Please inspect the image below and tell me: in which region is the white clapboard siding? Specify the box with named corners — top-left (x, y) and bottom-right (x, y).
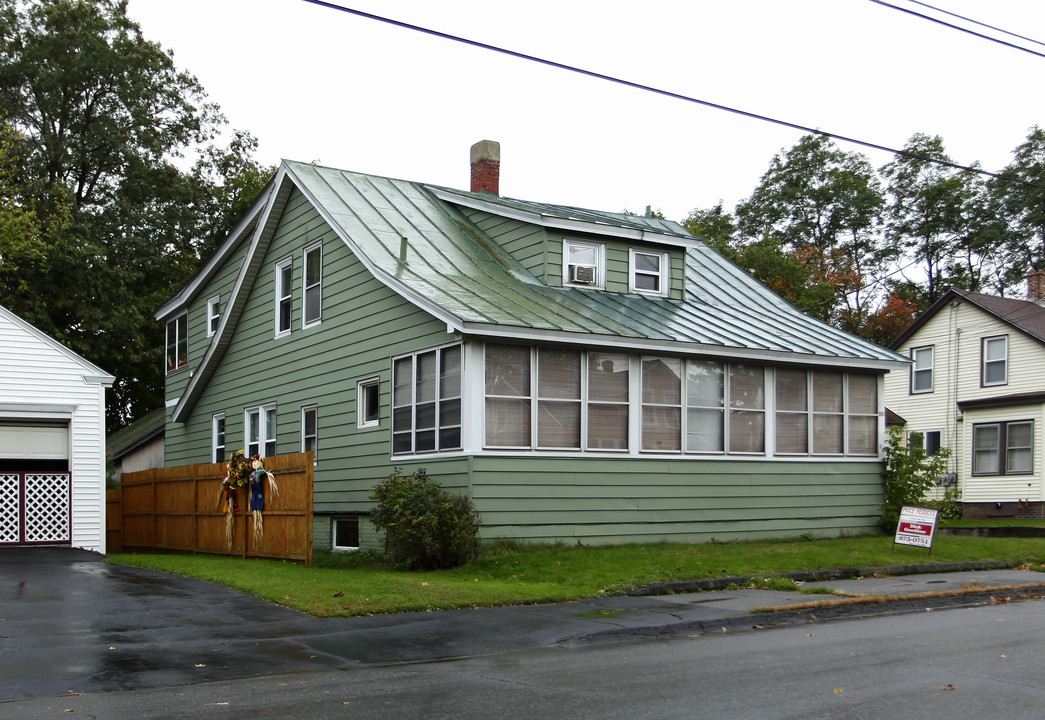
top-left (0, 306), bottom-right (114, 552)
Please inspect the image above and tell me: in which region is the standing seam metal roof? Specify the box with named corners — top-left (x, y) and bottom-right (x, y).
top-left (284, 161), bottom-right (905, 367)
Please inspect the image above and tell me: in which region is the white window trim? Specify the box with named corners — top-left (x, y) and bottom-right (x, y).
top-left (212, 413), bottom-right (226, 464)
top-left (562, 239), bottom-right (605, 289)
top-left (275, 257), bottom-right (293, 339)
top-left (207, 296), bottom-right (221, 338)
top-left (357, 378), bottom-right (380, 429)
top-left (982, 335), bottom-right (1008, 387)
top-left (245, 403), bottom-right (277, 458)
top-left (303, 242), bottom-right (322, 329)
top-left (301, 404), bottom-right (318, 463)
top-left (165, 313), bottom-right (188, 374)
top-left (331, 517), bottom-right (360, 552)
top-left (629, 248), bottom-right (669, 296)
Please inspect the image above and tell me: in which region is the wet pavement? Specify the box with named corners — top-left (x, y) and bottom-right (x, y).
top-left (2, 547), bottom-right (1044, 703)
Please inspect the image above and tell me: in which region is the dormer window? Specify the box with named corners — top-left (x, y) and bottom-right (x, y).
top-left (630, 249), bottom-right (668, 295)
top-left (563, 240), bottom-right (603, 288)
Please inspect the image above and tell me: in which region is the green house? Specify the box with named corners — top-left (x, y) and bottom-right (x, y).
top-left (156, 141), bottom-right (906, 552)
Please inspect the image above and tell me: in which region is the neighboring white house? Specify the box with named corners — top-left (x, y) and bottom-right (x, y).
top-left (884, 276), bottom-right (1045, 519)
top-left (0, 305), bottom-right (114, 552)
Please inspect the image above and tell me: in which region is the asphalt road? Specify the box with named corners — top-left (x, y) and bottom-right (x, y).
top-left (3, 547), bottom-right (1045, 718)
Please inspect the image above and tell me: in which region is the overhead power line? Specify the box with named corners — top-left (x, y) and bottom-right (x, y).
top-left (868, 0), bottom-right (1045, 58)
top-left (301, 0), bottom-right (1045, 192)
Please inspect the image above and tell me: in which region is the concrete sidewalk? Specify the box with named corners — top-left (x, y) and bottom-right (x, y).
top-left (2, 547), bottom-right (1044, 701)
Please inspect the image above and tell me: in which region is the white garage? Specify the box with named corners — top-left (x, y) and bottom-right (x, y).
top-left (0, 305), bottom-right (114, 552)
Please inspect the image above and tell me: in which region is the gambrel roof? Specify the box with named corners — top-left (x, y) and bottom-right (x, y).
top-left (158, 160), bottom-right (905, 423)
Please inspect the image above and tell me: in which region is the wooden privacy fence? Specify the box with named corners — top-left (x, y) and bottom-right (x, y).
top-left (106, 453), bottom-right (313, 564)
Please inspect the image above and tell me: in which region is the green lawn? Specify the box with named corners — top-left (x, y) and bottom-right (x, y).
top-left (107, 533), bottom-right (1045, 618)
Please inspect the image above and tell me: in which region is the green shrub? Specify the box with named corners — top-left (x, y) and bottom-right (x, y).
top-left (881, 426), bottom-right (952, 530)
top-left (369, 468), bottom-right (481, 570)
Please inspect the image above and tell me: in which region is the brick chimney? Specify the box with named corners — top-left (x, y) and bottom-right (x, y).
top-left (1027, 270), bottom-right (1045, 303)
top-left (470, 140), bottom-right (500, 195)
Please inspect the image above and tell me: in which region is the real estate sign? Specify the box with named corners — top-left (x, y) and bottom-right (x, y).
top-left (894, 505), bottom-right (939, 551)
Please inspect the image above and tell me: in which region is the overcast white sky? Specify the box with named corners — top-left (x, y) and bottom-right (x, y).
top-left (125, 0), bottom-right (1045, 223)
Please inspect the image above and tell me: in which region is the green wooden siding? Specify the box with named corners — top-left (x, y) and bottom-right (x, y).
top-left (462, 456), bottom-right (883, 544)
top-left (165, 189), bottom-right (457, 514)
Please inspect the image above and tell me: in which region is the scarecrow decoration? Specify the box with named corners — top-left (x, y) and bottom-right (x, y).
top-left (248, 454), bottom-right (279, 549)
top-left (219, 450), bottom-right (251, 549)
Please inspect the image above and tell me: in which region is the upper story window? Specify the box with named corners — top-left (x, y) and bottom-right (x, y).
top-left (275, 258), bottom-right (293, 338)
top-left (212, 413), bottom-right (226, 464)
top-left (301, 405), bottom-right (318, 461)
top-left (630, 249), bottom-right (669, 295)
top-left (563, 240), bottom-right (604, 288)
top-left (207, 296), bottom-right (221, 337)
top-left (393, 345), bottom-right (462, 455)
top-left (910, 346), bottom-right (933, 393)
top-left (357, 378), bottom-right (380, 428)
top-left (165, 313), bottom-right (187, 373)
top-left (246, 404), bottom-right (277, 458)
top-left (303, 243), bottom-right (322, 328)
top-left (982, 336), bottom-right (1007, 386)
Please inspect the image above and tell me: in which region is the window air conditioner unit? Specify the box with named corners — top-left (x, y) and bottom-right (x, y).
top-left (570, 264), bottom-right (597, 285)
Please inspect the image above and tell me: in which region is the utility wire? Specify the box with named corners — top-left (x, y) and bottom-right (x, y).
top-left (869, 0), bottom-right (1045, 57)
top-left (903, 0), bottom-right (1045, 49)
top-left (301, 0), bottom-right (1045, 192)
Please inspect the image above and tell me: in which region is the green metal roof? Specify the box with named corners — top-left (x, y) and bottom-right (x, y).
top-left (285, 161), bottom-right (905, 368)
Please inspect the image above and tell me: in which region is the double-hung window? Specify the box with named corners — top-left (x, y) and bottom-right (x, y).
top-left (212, 414), bottom-right (226, 464)
top-left (207, 296), bottom-right (221, 337)
top-left (911, 346), bottom-right (933, 393)
top-left (393, 345), bottom-right (462, 454)
top-left (246, 404), bottom-right (277, 458)
top-left (563, 240), bottom-right (603, 288)
top-left (630, 249), bottom-right (669, 295)
top-left (973, 420), bottom-right (1032, 476)
top-left (357, 379), bottom-right (380, 428)
top-left (301, 405), bottom-right (318, 461)
top-left (303, 243), bottom-right (322, 327)
top-left (982, 336), bottom-right (1007, 386)
top-left (275, 258), bottom-right (293, 337)
top-left (165, 313), bottom-right (187, 372)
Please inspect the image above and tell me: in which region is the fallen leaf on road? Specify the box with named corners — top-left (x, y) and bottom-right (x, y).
top-left (834, 688), bottom-right (843, 694)
top-left (941, 684), bottom-right (956, 691)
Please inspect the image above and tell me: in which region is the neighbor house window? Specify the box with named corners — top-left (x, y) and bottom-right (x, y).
top-left (213, 413), bottom-right (226, 464)
top-left (563, 240), bottom-right (603, 288)
top-left (982, 336), bottom-right (1007, 386)
top-left (301, 405), bottom-right (318, 461)
top-left (275, 258), bottom-right (293, 337)
top-left (207, 296), bottom-right (221, 337)
top-left (393, 345), bottom-right (462, 454)
top-left (908, 429), bottom-right (942, 456)
top-left (332, 517), bottom-right (359, 551)
top-left (973, 420), bottom-right (1032, 475)
top-left (911, 346), bottom-right (933, 393)
top-left (246, 404), bottom-right (277, 458)
top-left (303, 243), bottom-right (322, 327)
top-left (165, 313), bottom-right (187, 372)
top-left (630, 249), bottom-right (668, 295)
top-left (357, 378), bottom-right (380, 428)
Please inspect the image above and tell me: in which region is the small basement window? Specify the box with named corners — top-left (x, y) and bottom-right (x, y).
top-left (332, 517), bottom-right (360, 551)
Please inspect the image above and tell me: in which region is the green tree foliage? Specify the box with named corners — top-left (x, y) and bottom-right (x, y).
top-left (370, 468), bottom-right (482, 570)
top-left (0, 0), bottom-right (272, 429)
top-left (996, 126), bottom-right (1045, 285)
top-left (734, 135), bottom-right (885, 325)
